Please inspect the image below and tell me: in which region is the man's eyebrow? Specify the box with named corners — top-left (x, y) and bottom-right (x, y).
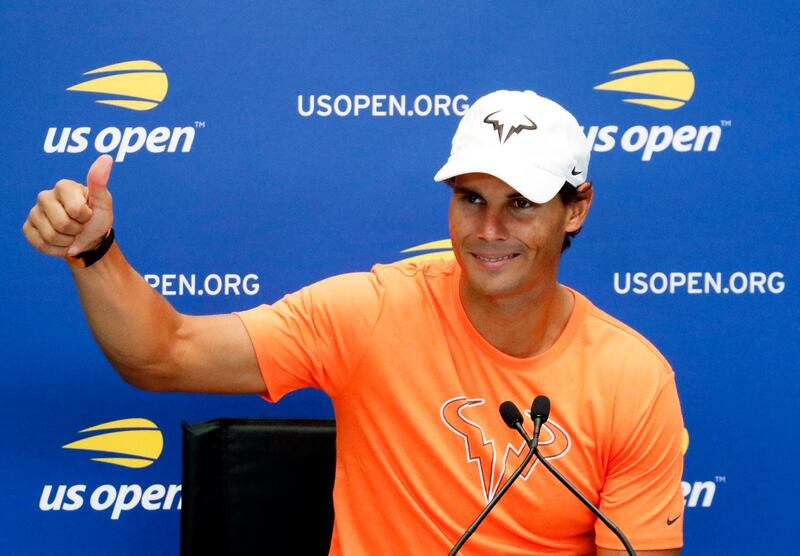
top-left (452, 185), bottom-right (480, 196)
top-left (452, 184), bottom-right (534, 203)
top-left (505, 189), bottom-right (538, 203)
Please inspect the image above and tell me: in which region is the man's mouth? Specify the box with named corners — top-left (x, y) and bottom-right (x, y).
top-left (473, 253), bottom-right (518, 262)
top-left (470, 252), bottom-right (520, 267)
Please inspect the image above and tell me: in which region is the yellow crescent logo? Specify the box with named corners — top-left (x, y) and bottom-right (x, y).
top-left (681, 427), bottom-right (690, 455)
top-left (66, 60), bottom-right (168, 111)
top-left (594, 59), bottom-right (695, 110)
top-left (399, 239), bottom-right (454, 263)
top-left (62, 418), bottom-right (164, 468)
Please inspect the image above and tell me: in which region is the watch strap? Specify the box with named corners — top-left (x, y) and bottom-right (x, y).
top-left (65, 227), bottom-right (115, 268)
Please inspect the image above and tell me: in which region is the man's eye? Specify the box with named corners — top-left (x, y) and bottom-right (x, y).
top-left (462, 194), bottom-right (482, 204)
top-left (512, 198), bottom-right (533, 209)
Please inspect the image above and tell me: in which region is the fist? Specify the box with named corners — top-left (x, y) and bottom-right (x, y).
top-left (23, 155), bottom-right (114, 258)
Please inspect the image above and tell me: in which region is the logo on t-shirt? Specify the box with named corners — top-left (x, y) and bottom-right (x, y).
top-left (441, 396), bottom-right (571, 503)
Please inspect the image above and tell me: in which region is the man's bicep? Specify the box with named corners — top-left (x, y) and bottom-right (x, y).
top-left (163, 313), bottom-right (267, 394)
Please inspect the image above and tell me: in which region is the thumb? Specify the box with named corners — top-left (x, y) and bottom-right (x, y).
top-left (86, 154), bottom-right (114, 208)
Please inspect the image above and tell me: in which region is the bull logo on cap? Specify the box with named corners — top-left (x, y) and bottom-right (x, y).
top-left (483, 110), bottom-right (537, 144)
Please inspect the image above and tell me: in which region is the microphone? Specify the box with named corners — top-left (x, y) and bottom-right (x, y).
top-left (530, 395), bottom-right (550, 444)
top-left (526, 396), bottom-right (638, 556)
top-left (448, 401), bottom-right (539, 556)
top-left (500, 400), bottom-right (530, 444)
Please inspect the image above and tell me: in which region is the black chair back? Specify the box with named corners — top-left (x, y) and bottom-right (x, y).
top-left (181, 419), bottom-right (336, 556)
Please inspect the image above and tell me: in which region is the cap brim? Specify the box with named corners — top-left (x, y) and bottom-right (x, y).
top-left (434, 150), bottom-right (566, 204)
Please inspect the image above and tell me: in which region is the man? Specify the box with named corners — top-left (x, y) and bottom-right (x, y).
top-left (23, 90), bottom-right (684, 555)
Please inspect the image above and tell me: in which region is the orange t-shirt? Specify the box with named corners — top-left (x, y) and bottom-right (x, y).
top-left (236, 259), bottom-right (684, 555)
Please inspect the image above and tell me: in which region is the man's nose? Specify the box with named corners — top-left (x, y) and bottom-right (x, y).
top-left (476, 207), bottom-right (509, 241)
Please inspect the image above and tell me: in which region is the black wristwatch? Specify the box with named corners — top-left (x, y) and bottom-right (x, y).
top-left (66, 227), bottom-right (115, 268)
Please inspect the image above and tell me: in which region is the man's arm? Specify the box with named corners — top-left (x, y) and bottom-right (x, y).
top-left (69, 242), bottom-right (265, 393)
top-left (593, 359), bottom-right (685, 555)
top-left (22, 155), bottom-right (265, 394)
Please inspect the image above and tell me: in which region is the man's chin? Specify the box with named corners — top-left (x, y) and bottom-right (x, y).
top-left (462, 272), bottom-right (522, 300)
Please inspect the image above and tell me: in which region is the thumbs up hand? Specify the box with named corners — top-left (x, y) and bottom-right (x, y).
top-left (23, 155), bottom-right (115, 258)
top-left (70, 155), bottom-right (114, 255)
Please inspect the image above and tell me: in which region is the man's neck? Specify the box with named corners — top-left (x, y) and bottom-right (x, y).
top-left (459, 278), bottom-right (575, 359)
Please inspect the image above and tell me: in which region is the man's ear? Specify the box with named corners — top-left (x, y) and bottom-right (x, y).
top-left (564, 182), bottom-right (593, 233)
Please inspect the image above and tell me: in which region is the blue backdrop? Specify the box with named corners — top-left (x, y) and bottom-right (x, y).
top-left (2, 1), bottom-right (797, 553)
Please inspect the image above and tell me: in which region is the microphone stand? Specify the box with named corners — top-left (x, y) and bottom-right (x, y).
top-left (449, 398), bottom-right (637, 556)
top-left (447, 421), bottom-right (539, 556)
top-left (533, 450), bottom-right (637, 556)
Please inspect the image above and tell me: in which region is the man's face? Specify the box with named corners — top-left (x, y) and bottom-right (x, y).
top-left (448, 173), bottom-right (588, 301)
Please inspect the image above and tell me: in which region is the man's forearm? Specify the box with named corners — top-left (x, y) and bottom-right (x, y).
top-left (69, 242), bottom-right (183, 390)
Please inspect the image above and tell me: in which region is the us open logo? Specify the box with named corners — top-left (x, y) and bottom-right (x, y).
top-left (38, 417), bottom-right (182, 520)
top-left (61, 417), bottom-right (163, 468)
top-left (680, 428), bottom-right (722, 509)
top-left (583, 58), bottom-right (727, 161)
top-left (43, 59), bottom-right (201, 162)
top-left (66, 60), bottom-right (169, 111)
top-left (594, 59), bottom-right (695, 110)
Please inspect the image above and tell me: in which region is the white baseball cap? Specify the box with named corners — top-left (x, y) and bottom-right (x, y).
top-left (434, 90), bottom-right (591, 203)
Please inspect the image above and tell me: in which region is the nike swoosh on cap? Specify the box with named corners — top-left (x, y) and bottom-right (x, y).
top-left (571, 167), bottom-right (582, 176)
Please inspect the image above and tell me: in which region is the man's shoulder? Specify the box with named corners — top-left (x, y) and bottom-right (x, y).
top-left (371, 257), bottom-right (457, 279)
top-left (573, 289), bottom-right (673, 376)
top-left (289, 258), bottom-right (455, 318)
top-left (367, 257), bottom-right (458, 294)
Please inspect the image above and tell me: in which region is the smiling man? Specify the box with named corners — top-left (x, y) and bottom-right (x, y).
top-left (23, 90), bottom-right (683, 555)
top-left (448, 171), bottom-right (589, 358)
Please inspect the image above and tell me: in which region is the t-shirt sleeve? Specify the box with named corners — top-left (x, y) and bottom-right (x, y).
top-left (234, 271), bottom-right (385, 402)
top-left (595, 362), bottom-right (685, 551)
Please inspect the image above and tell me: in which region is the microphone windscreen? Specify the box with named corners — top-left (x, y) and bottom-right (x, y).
top-left (531, 396), bottom-right (551, 423)
top-left (499, 401), bottom-right (523, 428)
